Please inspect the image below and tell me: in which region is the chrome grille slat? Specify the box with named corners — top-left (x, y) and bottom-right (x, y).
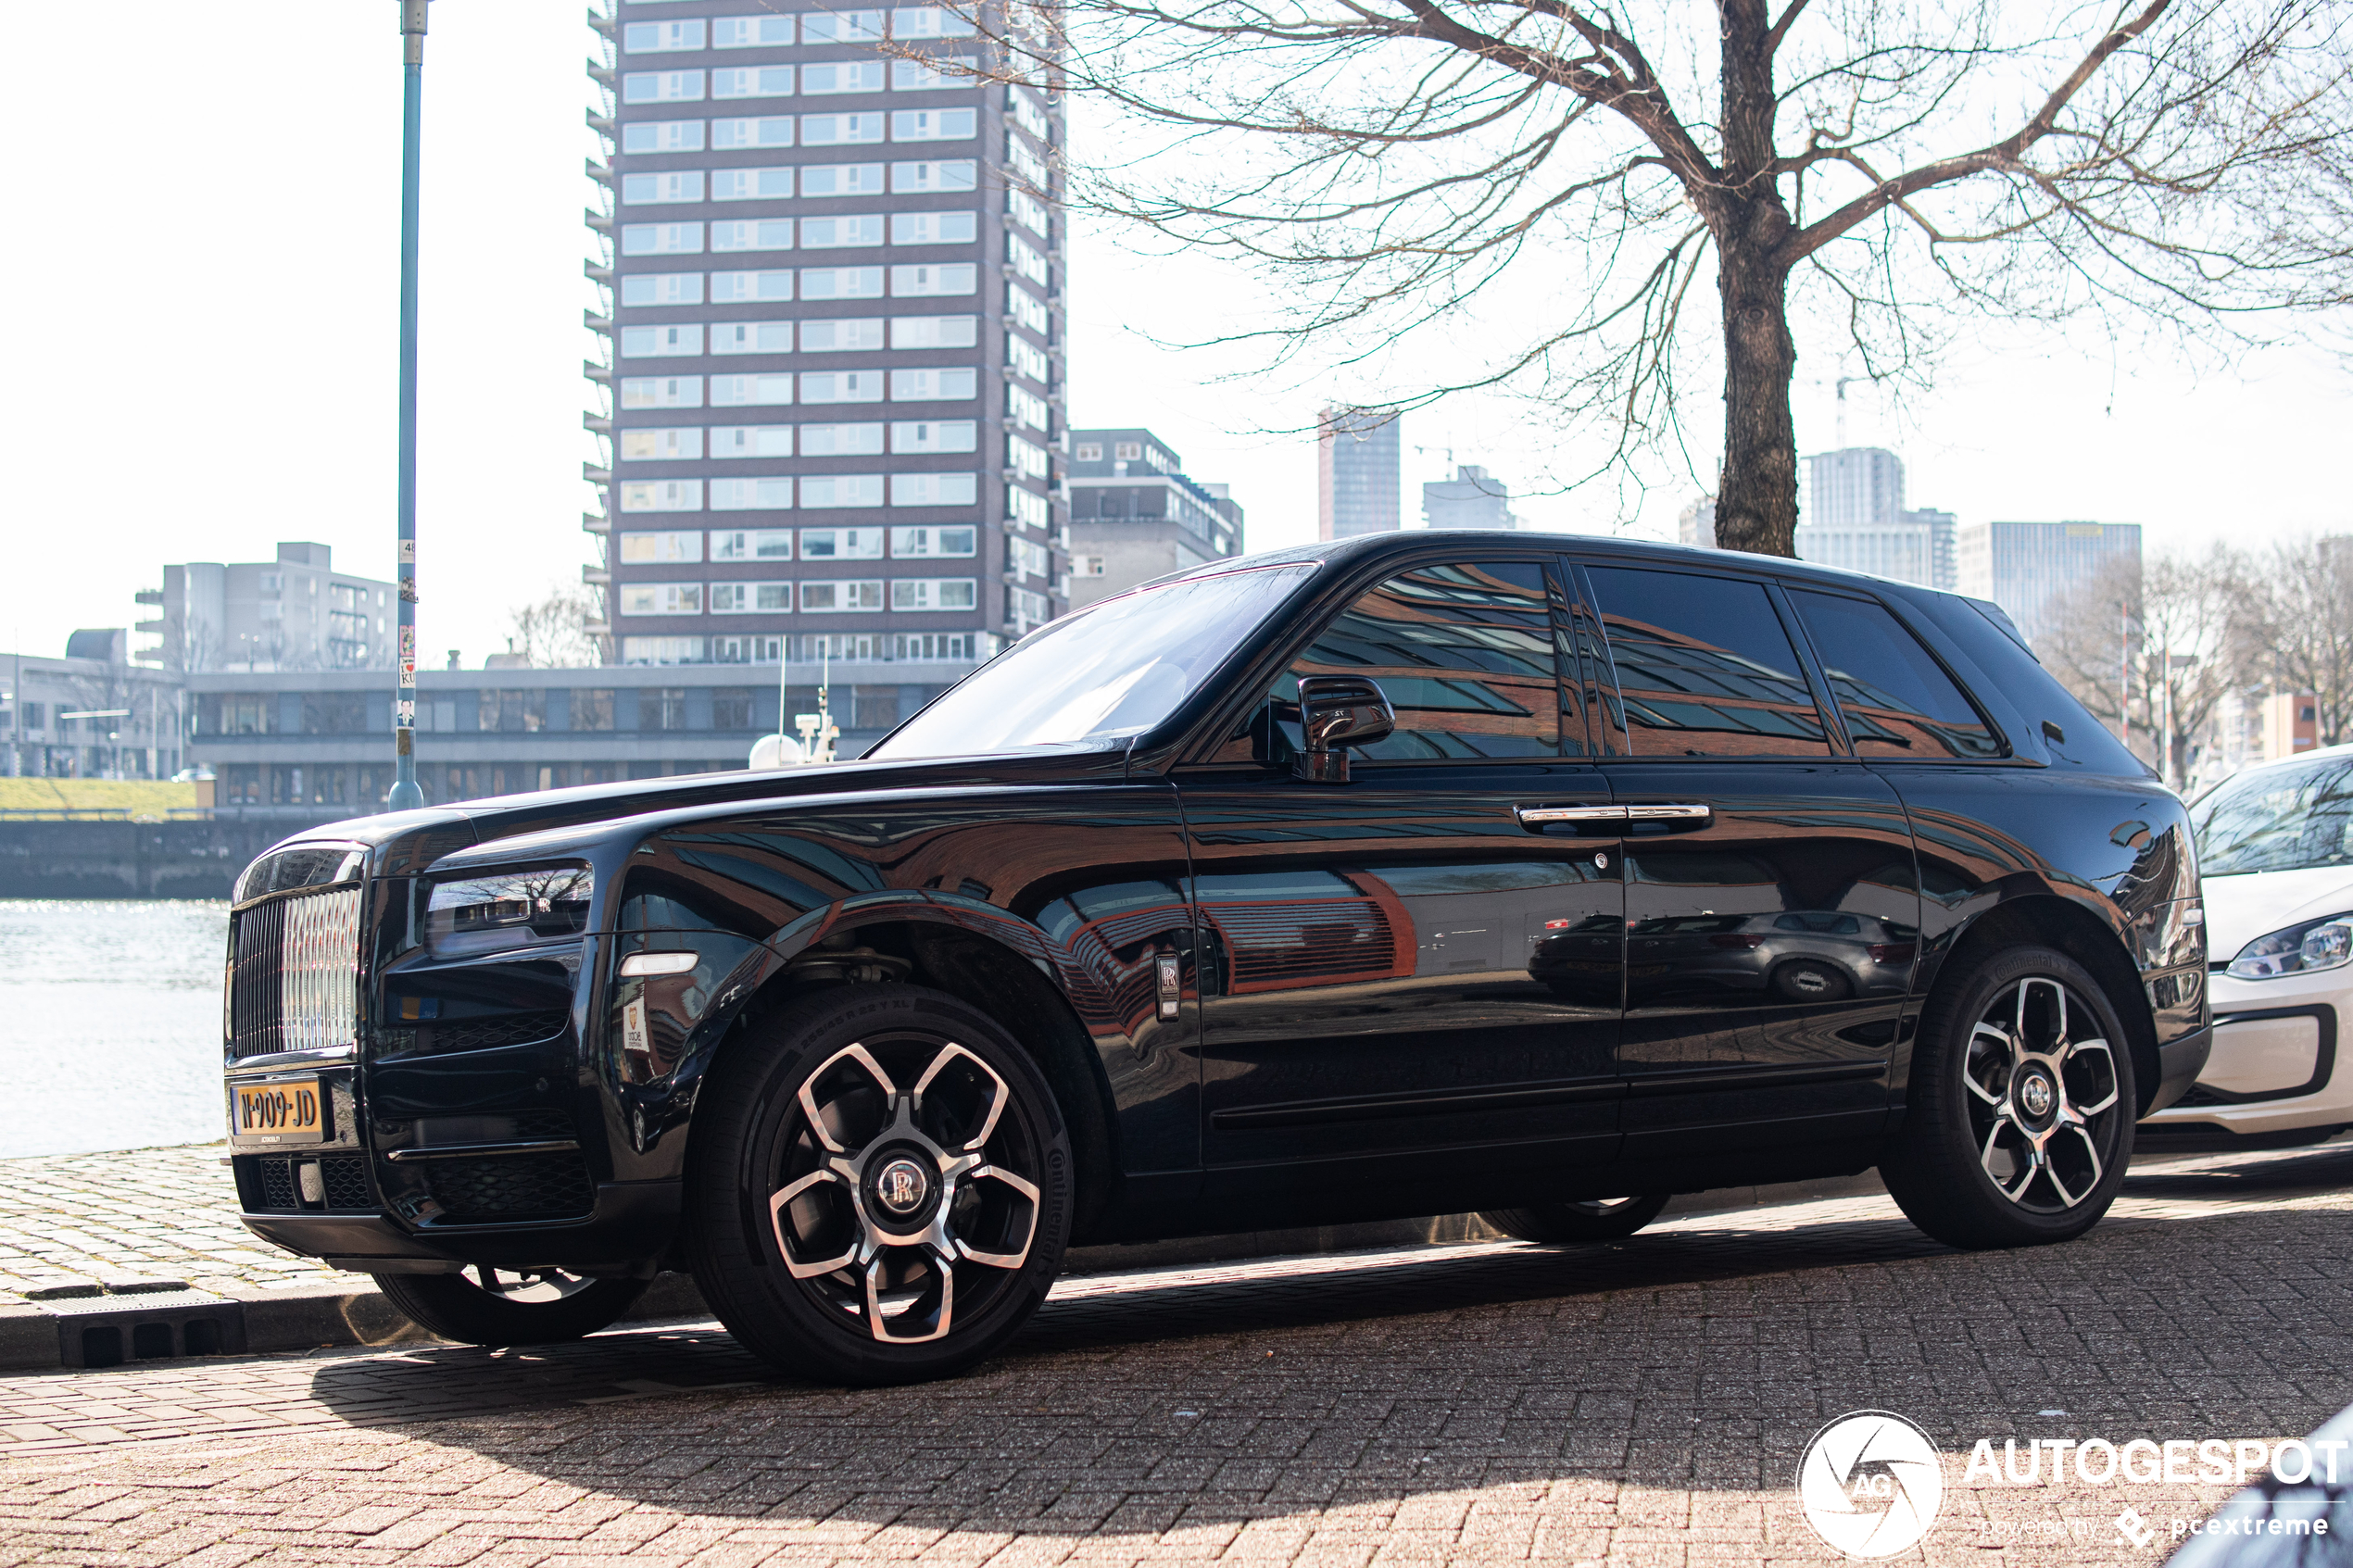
top-left (229, 888), bottom-right (360, 1060)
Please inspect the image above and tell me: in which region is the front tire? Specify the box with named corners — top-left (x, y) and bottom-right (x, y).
top-left (1882, 946), bottom-right (2136, 1249)
top-left (1482, 1193), bottom-right (1671, 1244)
top-left (685, 985), bottom-right (1073, 1386)
top-left (373, 1267), bottom-right (646, 1346)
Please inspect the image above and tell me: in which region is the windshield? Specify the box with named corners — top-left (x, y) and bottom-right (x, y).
top-left (2194, 755), bottom-right (2353, 875)
top-left (873, 565), bottom-right (1315, 759)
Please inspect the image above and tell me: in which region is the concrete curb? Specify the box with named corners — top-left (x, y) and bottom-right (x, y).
top-left (0, 1173), bottom-right (1893, 1374)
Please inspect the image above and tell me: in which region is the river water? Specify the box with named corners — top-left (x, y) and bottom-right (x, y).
top-left (1, 900), bottom-right (228, 1158)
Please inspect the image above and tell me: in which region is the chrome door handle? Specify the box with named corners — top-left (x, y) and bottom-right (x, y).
top-left (1513, 804), bottom-right (1627, 829)
top-left (1624, 803), bottom-right (1713, 827)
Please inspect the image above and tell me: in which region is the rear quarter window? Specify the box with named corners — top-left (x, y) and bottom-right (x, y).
top-left (1788, 590), bottom-right (2004, 760)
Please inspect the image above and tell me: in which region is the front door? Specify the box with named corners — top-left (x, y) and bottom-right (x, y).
top-left (1176, 558), bottom-right (1625, 1217)
top-left (1570, 560), bottom-right (1919, 1172)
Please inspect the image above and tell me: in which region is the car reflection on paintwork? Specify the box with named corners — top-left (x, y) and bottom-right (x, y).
top-left (1527, 913), bottom-right (1624, 1005)
top-left (1620, 909), bottom-right (1919, 1004)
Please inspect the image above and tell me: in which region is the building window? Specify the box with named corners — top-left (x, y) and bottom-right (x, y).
top-left (801, 162), bottom-right (887, 195)
top-left (713, 16), bottom-right (797, 47)
top-left (888, 315), bottom-right (977, 349)
top-left (890, 56), bottom-right (975, 90)
top-left (298, 693), bottom-right (365, 734)
top-left (620, 530), bottom-right (705, 564)
top-left (895, 631), bottom-right (977, 660)
top-left (1008, 535), bottom-right (1050, 578)
top-left (711, 269), bottom-right (795, 302)
top-left (799, 370), bottom-right (885, 404)
top-left (800, 215), bottom-right (886, 249)
top-left (800, 266), bottom-right (886, 299)
top-left (888, 367), bottom-right (978, 401)
top-left (892, 419), bottom-right (977, 453)
top-left (619, 583), bottom-right (706, 617)
top-left (1006, 332), bottom-right (1050, 383)
top-left (711, 528), bottom-right (795, 560)
top-left (889, 472), bottom-right (977, 507)
top-left (622, 119), bottom-right (706, 154)
top-left (622, 171), bottom-right (706, 204)
top-left (891, 108), bottom-right (976, 142)
top-left (889, 159), bottom-right (977, 194)
top-left (1006, 281), bottom-right (1048, 333)
top-left (711, 219), bottom-right (796, 253)
top-left (1009, 188), bottom-right (1048, 234)
top-left (621, 324), bottom-right (704, 358)
top-left (1008, 383), bottom-right (1049, 429)
top-left (619, 637), bottom-right (708, 665)
top-left (572, 689), bottom-right (616, 729)
top-left (800, 318), bottom-right (887, 352)
top-left (801, 421), bottom-right (887, 454)
top-left (890, 263), bottom-right (976, 297)
top-left (620, 481), bottom-right (706, 513)
top-left (711, 321), bottom-right (793, 356)
top-left (1075, 555), bottom-right (1106, 577)
top-left (890, 524), bottom-right (976, 557)
top-left (711, 583), bottom-right (794, 615)
top-left (711, 689), bottom-right (758, 729)
top-left (1007, 486), bottom-right (1050, 528)
top-left (892, 577), bottom-right (977, 611)
top-left (1010, 234), bottom-right (1050, 284)
top-left (801, 112), bottom-right (887, 146)
top-left (800, 478), bottom-right (887, 511)
top-left (891, 6), bottom-right (978, 37)
top-left (800, 526), bottom-right (887, 558)
top-left (711, 476), bottom-right (796, 510)
top-left (622, 222), bottom-right (705, 256)
top-left (801, 9), bottom-right (885, 42)
top-left (620, 429), bottom-right (704, 461)
top-left (623, 19), bottom-right (706, 52)
top-left (801, 61), bottom-right (886, 94)
top-left (799, 579), bottom-right (886, 611)
top-left (648, 688), bottom-right (690, 730)
top-left (620, 272), bottom-right (703, 307)
top-left (710, 424), bottom-right (793, 458)
top-left (477, 689), bottom-right (548, 733)
top-left (623, 70), bottom-right (706, 103)
top-left (889, 211), bottom-right (977, 245)
top-left (621, 376), bottom-right (704, 409)
top-left (1114, 441), bottom-right (1143, 460)
top-left (712, 167), bottom-right (796, 201)
top-left (711, 633), bottom-right (786, 664)
top-left (710, 372), bottom-right (795, 405)
top-left (712, 115), bottom-right (796, 149)
top-left (712, 64), bottom-right (796, 99)
top-left (1007, 433), bottom-right (1050, 479)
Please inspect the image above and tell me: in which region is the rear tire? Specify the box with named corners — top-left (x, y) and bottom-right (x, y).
top-left (374, 1268), bottom-right (646, 1346)
top-left (1882, 945), bottom-right (2136, 1249)
top-left (1481, 1193), bottom-right (1671, 1244)
top-left (685, 984), bottom-right (1073, 1386)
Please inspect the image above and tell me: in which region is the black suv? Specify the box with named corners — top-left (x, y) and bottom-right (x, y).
top-left (221, 533), bottom-right (2209, 1383)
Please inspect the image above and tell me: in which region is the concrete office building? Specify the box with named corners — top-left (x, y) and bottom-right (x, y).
top-left (1422, 465), bottom-right (1516, 531)
top-left (136, 543), bottom-right (396, 673)
top-left (1795, 447), bottom-right (1957, 590)
top-left (3, 633), bottom-right (187, 779)
top-left (1063, 429), bottom-right (1244, 609)
top-left (1316, 407), bottom-right (1401, 539)
top-left (1956, 520), bottom-right (2143, 648)
top-left (587, 0), bottom-right (1068, 675)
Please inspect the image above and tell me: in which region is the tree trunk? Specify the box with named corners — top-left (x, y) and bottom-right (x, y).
top-left (1712, 240), bottom-right (1799, 557)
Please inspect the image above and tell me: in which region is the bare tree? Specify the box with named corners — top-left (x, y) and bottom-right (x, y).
top-left (507, 584), bottom-right (604, 670)
top-left (2230, 534), bottom-right (2353, 748)
top-left (2041, 546), bottom-right (2254, 783)
top-left (992, 0), bottom-right (2353, 552)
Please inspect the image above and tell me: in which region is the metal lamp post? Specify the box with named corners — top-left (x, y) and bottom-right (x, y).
top-left (386, 0), bottom-right (432, 811)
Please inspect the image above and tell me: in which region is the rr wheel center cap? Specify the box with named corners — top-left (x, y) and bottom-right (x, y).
top-left (2018, 1072), bottom-right (2056, 1121)
top-left (872, 1156), bottom-right (934, 1219)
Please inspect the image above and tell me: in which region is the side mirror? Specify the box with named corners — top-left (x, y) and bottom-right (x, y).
top-left (1293, 675), bottom-right (1395, 784)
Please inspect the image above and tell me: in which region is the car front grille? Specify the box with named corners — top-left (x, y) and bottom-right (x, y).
top-left (228, 888), bottom-right (362, 1060)
top-left (427, 1152), bottom-right (596, 1223)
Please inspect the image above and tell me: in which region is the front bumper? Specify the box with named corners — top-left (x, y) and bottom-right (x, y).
top-left (2142, 967), bottom-right (2351, 1138)
top-left (238, 1179), bottom-right (684, 1274)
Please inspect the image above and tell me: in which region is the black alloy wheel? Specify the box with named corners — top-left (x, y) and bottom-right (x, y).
top-left (1882, 945), bottom-right (2136, 1248)
top-left (1481, 1193), bottom-right (1673, 1244)
top-left (686, 984), bottom-right (1072, 1385)
top-left (373, 1267), bottom-right (647, 1346)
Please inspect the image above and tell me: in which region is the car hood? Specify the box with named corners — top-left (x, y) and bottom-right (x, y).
top-left (2203, 867), bottom-right (2353, 960)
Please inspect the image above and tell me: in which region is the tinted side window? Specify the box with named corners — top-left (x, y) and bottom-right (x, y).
top-left (1584, 566), bottom-right (1831, 758)
top-left (1789, 590), bottom-right (2003, 760)
top-left (1289, 560), bottom-right (1558, 759)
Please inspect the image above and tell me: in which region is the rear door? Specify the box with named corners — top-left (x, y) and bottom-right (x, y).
top-left (1569, 559), bottom-right (1919, 1170)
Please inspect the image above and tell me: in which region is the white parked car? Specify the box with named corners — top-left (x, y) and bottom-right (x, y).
top-left (2143, 743), bottom-right (2353, 1151)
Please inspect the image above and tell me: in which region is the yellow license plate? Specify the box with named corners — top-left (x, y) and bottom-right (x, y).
top-left (230, 1078), bottom-right (324, 1146)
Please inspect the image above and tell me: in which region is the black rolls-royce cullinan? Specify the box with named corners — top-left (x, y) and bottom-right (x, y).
top-left (221, 533), bottom-right (2209, 1383)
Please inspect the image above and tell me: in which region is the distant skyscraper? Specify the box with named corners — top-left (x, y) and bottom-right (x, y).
top-left (1796, 447), bottom-right (1956, 589)
top-left (1956, 521), bottom-right (2143, 648)
top-left (1317, 407), bottom-right (1401, 539)
top-left (1677, 496), bottom-right (1716, 548)
top-left (1421, 465), bottom-right (1516, 530)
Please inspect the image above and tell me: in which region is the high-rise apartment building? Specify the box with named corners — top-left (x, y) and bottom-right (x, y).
top-left (1064, 429), bottom-right (1243, 609)
top-left (1421, 464), bottom-right (1516, 530)
top-left (585, 0), bottom-right (1067, 677)
top-left (1316, 406), bottom-right (1401, 538)
top-left (137, 543), bottom-right (396, 673)
top-left (1956, 521), bottom-right (2143, 648)
top-left (1795, 447), bottom-right (1957, 590)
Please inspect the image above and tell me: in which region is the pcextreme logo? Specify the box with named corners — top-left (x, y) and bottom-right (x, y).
top-left (1796, 1411), bottom-right (1946, 1559)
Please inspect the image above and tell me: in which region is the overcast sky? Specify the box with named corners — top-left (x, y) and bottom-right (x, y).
top-left (0, 2), bottom-right (2344, 666)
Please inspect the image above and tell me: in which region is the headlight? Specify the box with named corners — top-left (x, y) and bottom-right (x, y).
top-left (425, 865), bottom-right (594, 953)
top-left (2226, 911), bottom-right (2353, 980)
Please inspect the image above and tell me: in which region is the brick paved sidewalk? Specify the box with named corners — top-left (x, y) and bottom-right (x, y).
top-left (1, 1142), bottom-right (2350, 1565)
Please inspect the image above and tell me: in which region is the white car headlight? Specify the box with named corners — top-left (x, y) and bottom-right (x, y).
top-left (2226, 911), bottom-right (2353, 980)
top-left (425, 865), bottom-right (594, 953)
